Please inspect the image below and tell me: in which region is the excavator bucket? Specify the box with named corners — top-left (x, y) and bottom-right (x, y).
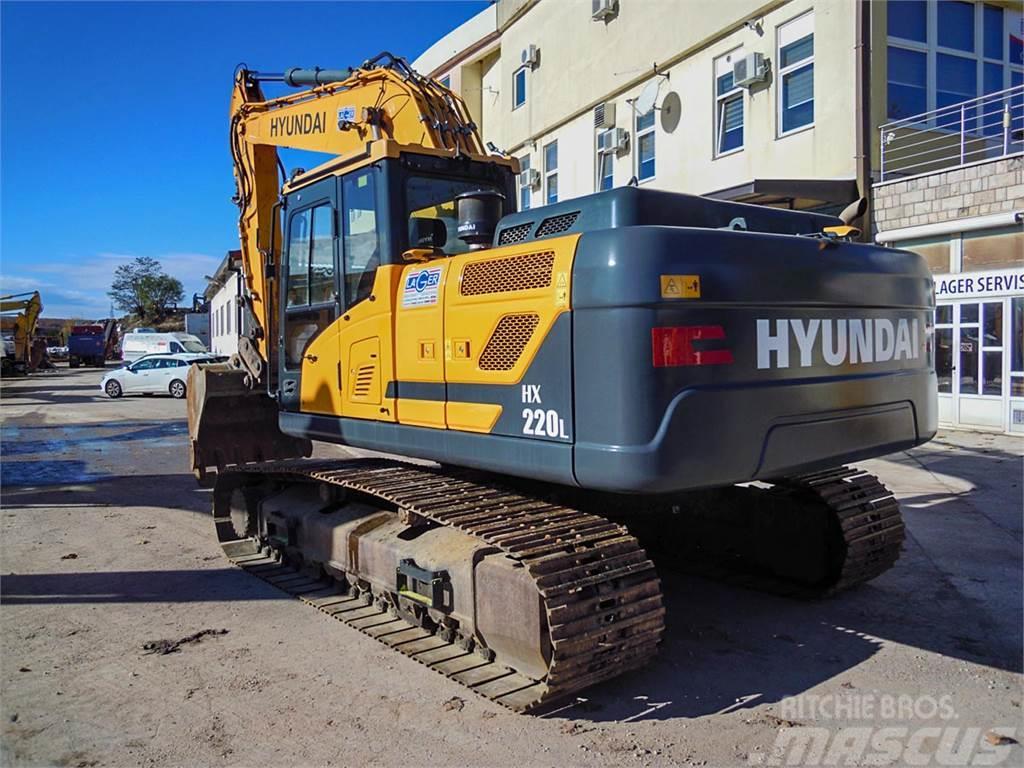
top-left (186, 362), bottom-right (312, 483)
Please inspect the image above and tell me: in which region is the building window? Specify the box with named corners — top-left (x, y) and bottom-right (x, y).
top-left (636, 109), bottom-right (655, 181)
top-left (1012, 297), bottom-right (1023, 397)
top-left (518, 154), bottom-right (532, 210)
top-left (962, 226), bottom-right (1024, 272)
top-left (544, 141), bottom-right (558, 204)
top-left (597, 151), bottom-right (614, 191)
top-left (514, 67), bottom-right (527, 109)
top-left (887, 1), bottom-right (1024, 121)
top-left (778, 11), bottom-right (814, 135)
top-left (715, 48), bottom-right (744, 156)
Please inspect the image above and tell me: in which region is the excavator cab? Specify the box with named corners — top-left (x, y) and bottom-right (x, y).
top-left (277, 153), bottom-right (512, 411)
top-left (188, 150), bottom-right (515, 480)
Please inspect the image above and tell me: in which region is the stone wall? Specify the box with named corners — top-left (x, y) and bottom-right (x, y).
top-left (873, 155), bottom-right (1024, 234)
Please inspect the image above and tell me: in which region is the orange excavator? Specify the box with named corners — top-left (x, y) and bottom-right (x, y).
top-left (187, 54), bottom-right (935, 711)
top-left (1, 291), bottom-right (46, 375)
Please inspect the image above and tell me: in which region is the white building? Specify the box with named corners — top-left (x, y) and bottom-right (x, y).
top-left (416, 0), bottom-right (1024, 434)
top-left (205, 250), bottom-right (250, 357)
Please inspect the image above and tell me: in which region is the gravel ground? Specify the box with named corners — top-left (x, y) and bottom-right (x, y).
top-left (1, 365), bottom-right (1021, 767)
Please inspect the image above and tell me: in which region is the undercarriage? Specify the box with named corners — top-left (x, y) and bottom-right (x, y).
top-left (212, 459), bottom-right (904, 711)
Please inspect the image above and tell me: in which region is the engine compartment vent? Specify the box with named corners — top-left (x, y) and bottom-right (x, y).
top-left (479, 313), bottom-right (541, 371)
top-left (460, 251), bottom-right (555, 296)
top-left (497, 222), bottom-right (534, 245)
top-left (352, 364), bottom-right (376, 399)
top-left (535, 211), bottom-right (580, 237)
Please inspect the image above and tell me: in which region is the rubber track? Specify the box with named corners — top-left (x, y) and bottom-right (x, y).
top-left (213, 458), bottom-right (665, 712)
top-left (669, 466), bottom-right (905, 598)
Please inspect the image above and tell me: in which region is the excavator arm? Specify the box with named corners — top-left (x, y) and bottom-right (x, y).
top-left (229, 53), bottom-right (484, 378)
top-left (188, 53), bottom-right (492, 479)
top-left (0, 291), bottom-right (43, 373)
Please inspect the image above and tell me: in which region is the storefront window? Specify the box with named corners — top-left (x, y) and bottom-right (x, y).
top-left (902, 236), bottom-right (951, 274)
top-left (983, 302), bottom-right (1003, 346)
top-left (1012, 297), bottom-right (1023, 397)
top-left (983, 351), bottom-right (1003, 395)
top-left (936, 327), bottom-right (953, 393)
top-left (962, 227), bottom-right (1024, 272)
top-left (959, 325), bottom-right (979, 394)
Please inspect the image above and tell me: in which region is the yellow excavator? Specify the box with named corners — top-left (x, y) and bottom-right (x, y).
top-left (1, 291), bottom-right (45, 375)
top-left (188, 53), bottom-right (936, 711)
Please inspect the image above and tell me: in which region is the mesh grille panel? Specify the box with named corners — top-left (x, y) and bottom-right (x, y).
top-left (479, 314), bottom-right (540, 371)
top-left (497, 222), bottom-right (533, 245)
top-left (535, 211), bottom-right (579, 237)
top-left (460, 251), bottom-right (555, 296)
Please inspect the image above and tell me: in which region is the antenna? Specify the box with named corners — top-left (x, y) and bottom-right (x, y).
top-left (660, 91), bottom-right (682, 133)
top-left (630, 65), bottom-right (670, 115)
top-left (634, 80), bottom-right (659, 115)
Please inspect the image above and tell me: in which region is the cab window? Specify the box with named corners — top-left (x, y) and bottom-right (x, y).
top-left (284, 202), bottom-right (337, 369)
top-left (310, 207), bottom-right (335, 304)
top-left (287, 208), bottom-right (312, 308)
top-left (342, 169), bottom-right (379, 308)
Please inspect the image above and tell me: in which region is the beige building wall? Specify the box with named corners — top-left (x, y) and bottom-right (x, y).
top-left (417, 0), bottom-right (862, 206)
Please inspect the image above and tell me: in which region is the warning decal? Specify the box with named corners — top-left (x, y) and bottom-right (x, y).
top-left (660, 274), bottom-right (701, 299)
top-left (555, 271), bottom-right (568, 306)
top-left (402, 267), bottom-right (442, 307)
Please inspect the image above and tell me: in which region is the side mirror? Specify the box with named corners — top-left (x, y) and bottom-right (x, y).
top-left (409, 217), bottom-right (447, 250)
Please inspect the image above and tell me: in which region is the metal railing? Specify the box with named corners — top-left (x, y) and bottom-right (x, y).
top-left (879, 84), bottom-right (1023, 182)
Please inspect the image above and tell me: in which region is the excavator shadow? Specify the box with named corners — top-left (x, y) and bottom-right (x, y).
top-left (542, 490), bottom-right (1021, 723)
top-left (537, 571), bottom-right (889, 722)
top-left (0, 567), bottom-right (285, 606)
top-left (1, 471), bottom-right (212, 514)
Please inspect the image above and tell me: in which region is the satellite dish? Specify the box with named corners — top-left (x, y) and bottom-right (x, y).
top-left (660, 91), bottom-right (681, 133)
top-left (635, 79), bottom-right (660, 115)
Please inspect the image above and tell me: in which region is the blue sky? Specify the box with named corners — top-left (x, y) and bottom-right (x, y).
top-left (0, 0), bottom-right (487, 318)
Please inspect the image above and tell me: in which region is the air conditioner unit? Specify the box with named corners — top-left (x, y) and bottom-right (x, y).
top-left (592, 0), bottom-right (618, 21)
top-left (733, 52), bottom-right (769, 87)
top-left (597, 128), bottom-right (628, 154)
top-left (594, 102), bottom-right (616, 129)
top-left (521, 45), bottom-right (540, 68)
top-left (518, 168), bottom-right (541, 189)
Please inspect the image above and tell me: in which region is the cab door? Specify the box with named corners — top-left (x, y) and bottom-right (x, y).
top-left (336, 165), bottom-right (397, 422)
top-left (280, 178), bottom-right (340, 414)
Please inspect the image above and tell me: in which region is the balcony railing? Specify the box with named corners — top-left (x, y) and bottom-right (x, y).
top-left (878, 84), bottom-right (1023, 182)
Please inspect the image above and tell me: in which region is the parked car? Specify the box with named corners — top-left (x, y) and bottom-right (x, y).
top-left (99, 353), bottom-right (225, 399)
top-left (121, 331), bottom-right (207, 362)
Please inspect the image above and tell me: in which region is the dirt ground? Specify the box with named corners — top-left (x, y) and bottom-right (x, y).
top-left (1, 365), bottom-right (1021, 767)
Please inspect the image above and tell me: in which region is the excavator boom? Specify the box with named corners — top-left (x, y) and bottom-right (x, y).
top-left (188, 53), bottom-right (504, 478)
top-left (1, 291), bottom-right (44, 374)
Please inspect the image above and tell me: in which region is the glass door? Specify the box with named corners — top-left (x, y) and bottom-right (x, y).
top-left (1010, 297), bottom-right (1024, 433)
top-left (935, 303), bottom-right (954, 425)
top-left (955, 300), bottom-right (1007, 430)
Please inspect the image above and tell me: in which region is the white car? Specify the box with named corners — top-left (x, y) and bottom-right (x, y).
top-left (100, 353), bottom-right (224, 399)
